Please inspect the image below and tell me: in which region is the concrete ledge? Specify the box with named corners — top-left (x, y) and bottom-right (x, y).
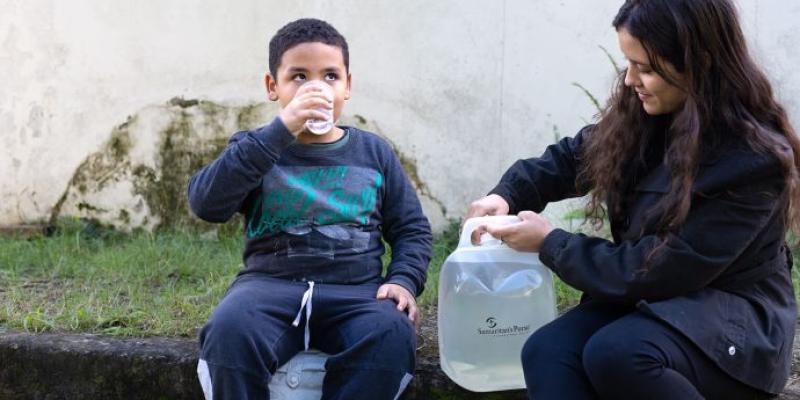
top-left (0, 333), bottom-right (525, 399)
top-left (0, 331), bottom-right (201, 399)
top-left (0, 304), bottom-right (525, 400)
top-left (1, 308), bottom-right (799, 399)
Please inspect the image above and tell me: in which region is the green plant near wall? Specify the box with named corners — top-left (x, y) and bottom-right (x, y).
top-left (570, 44), bottom-right (622, 123)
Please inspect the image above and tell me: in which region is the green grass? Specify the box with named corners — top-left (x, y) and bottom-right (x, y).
top-left (0, 219), bottom-right (582, 337)
top-left (0, 219), bottom-right (242, 337)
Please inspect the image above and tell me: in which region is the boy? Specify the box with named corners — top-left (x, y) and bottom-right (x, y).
top-left (188, 18), bottom-right (432, 400)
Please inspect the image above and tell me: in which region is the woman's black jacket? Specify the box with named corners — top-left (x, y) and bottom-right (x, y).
top-left (490, 125), bottom-right (796, 394)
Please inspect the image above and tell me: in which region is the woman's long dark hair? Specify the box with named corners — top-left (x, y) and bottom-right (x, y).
top-left (581, 0), bottom-right (800, 240)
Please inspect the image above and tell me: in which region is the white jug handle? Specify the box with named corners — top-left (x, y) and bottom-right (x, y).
top-left (458, 215), bottom-right (522, 248)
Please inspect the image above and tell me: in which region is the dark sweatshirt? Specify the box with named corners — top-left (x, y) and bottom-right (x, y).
top-left (188, 118), bottom-right (432, 296)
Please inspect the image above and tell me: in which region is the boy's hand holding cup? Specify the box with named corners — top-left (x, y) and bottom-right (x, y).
top-left (279, 80), bottom-right (334, 136)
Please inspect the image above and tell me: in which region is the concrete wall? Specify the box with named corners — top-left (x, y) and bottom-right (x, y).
top-left (2, 1), bottom-right (799, 231)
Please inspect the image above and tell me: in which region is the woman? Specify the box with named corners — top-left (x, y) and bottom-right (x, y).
top-left (466, 0), bottom-right (798, 399)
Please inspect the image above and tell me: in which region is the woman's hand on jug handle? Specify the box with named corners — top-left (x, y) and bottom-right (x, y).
top-left (479, 211), bottom-right (554, 252)
top-left (466, 194), bottom-right (511, 219)
top-left (466, 194), bottom-right (511, 243)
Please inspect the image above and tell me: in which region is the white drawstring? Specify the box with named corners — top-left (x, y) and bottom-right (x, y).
top-left (291, 281), bottom-right (315, 350)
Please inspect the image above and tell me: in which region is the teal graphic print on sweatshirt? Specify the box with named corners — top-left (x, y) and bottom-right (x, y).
top-left (246, 165), bottom-right (383, 238)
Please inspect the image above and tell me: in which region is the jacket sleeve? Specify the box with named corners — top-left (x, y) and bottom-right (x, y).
top-left (538, 154), bottom-right (785, 302)
top-left (187, 118), bottom-right (295, 223)
top-left (379, 145), bottom-right (433, 297)
top-left (490, 125), bottom-right (593, 213)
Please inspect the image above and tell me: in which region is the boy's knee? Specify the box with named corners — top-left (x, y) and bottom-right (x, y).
top-left (373, 304), bottom-right (415, 341)
top-left (200, 311), bottom-right (261, 356)
top-left (341, 306), bottom-right (416, 365)
top-left (200, 313), bottom-right (282, 376)
top-left (204, 310), bottom-right (249, 337)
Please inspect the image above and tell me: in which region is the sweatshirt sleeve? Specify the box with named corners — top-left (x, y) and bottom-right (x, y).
top-left (187, 117), bottom-right (295, 223)
top-left (490, 125), bottom-right (593, 213)
top-left (538, 156), bottom-right (784, 302)
top-left (379, 145), bottom-right (433, 297)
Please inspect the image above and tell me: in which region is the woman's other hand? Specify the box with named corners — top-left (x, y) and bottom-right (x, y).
top-left (465, 194), bottom-right (510, 219)
top-left (476, 210), bottom-right (554, 252)
top-left (465, 194), bottom-right (511, 243)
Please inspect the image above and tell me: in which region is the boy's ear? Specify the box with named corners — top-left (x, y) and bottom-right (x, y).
top-left (344, 73), bottom-right (352, 100)
top-left (264, 73), bottom-right (279, 101)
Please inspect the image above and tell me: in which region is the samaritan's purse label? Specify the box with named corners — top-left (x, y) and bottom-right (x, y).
top-left (477, 317), bottom-right (531, 336)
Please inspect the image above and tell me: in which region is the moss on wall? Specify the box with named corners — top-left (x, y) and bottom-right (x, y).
top-left (49, 116), bottom-right (138, 227)
top-left (345, 114), bottom-right (448, 218)
top-left (130, 105), bottom-right (232, 231)
top-left (52, 99), bottom-right (269, 232)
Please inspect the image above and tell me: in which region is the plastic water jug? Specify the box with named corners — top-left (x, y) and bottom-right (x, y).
top-left (438, 215), bottom-right (557, 392)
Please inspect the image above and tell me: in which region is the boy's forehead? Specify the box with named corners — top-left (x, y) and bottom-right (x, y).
top-left (277, 42), bottom-right (347, 73)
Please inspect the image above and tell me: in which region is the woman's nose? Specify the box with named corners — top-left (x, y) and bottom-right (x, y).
top-left (624, 67), bottom-right (638, 87)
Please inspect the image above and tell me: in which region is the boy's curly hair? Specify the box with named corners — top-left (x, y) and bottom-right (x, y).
top-left (268, 18), bottom-right (349, 77)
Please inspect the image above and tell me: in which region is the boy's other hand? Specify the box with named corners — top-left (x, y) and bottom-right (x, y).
top-left (376, 283), bottom-right (418, 326)
top-left (279, 82), bottom-right (334, 136)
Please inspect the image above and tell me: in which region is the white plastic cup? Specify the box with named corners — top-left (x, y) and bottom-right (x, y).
top-left (302, 81), bottom-right (334, 135)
